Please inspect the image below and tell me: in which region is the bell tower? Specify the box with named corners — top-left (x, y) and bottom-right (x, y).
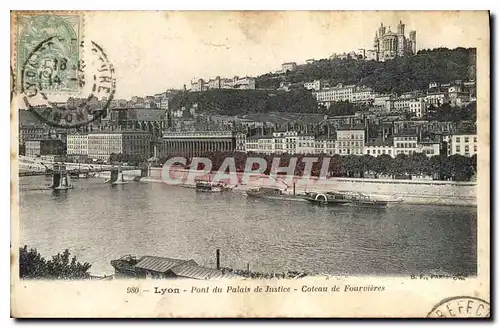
top-left (397, 20), bottom-right (405, 35)
top-left (378, 22), bottom-right (386, 39)
top-left (397, 20), bottom-right (405, 56)
top-left (409, 30), bottom-right (417, 54)
top-left (373, 31), bottom-right (379, 57)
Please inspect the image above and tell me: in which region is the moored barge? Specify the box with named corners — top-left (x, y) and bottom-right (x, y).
top-left (195, 180), bottom-right (231, 192)
top-left (246, 187), bottom-right (308, 202)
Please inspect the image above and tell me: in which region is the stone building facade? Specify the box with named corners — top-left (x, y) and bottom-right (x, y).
top-left (158, 131), bottom-right (236, 158)
top-left (87, 131), bottom-right (152, 161)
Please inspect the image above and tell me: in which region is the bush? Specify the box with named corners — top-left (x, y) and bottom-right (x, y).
top-left (19, 245), bottom-right (92, 280)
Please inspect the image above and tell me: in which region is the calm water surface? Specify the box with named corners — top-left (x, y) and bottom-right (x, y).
top-left (19, 176), bottom-right (477, 276)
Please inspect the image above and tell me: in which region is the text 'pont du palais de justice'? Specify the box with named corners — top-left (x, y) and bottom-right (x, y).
top-left (126, 284), bottom-right (386, 295)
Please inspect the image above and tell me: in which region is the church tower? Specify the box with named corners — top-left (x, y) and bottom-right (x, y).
top-left (397, 20), bottom-right (405, 57)
top-left (378, 22), bottom-right (386, 39)
top-left (373, 32), bottom-right (379, 60)
top-left (409, 30), bottom-right (417, 54)
top-left (377, 23), bottom-right (386, 60)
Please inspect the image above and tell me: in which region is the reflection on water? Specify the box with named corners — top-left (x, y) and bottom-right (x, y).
top-left (19, 176), bottom-right (477, 276)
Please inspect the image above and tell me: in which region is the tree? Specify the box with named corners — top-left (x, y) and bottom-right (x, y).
top-left (360, 154), bottom-right (375, 178)
top-left (293, 154), bottom-right (306, 176)
top-left (109, 153), bottom-right (126, 163)
top-left (328, 155), bottom-right (344, 177)
top-left (470, 154), bottom-right (477, 173)
top-left (343, 155), bottom-right (361, 177)
top-left (154, 149), bottom-right (477, 182)
top-left (429, 155), bottom-right (450, 180)
top-left (408, 152), bottom-right (430, 177)
top-left (391, 154), bottom-right (410, 178)
top-left (373, 154), bottom-right (392, 178)
top-left (19, 245), bottom-right (92, 279)
top-left (427, 102), bottom-right (476, 122)
top-left (447, 154), bottom-right (475, 181)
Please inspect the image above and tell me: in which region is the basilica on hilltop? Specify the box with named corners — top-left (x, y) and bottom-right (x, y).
top-left (372, 20), bottom-right (417, 62)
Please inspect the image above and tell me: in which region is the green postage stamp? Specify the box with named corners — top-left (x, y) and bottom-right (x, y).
top-left (14, 12), bottom-right (82, 93)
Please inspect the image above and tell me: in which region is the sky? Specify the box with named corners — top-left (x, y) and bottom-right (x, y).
top-left (78, 11), bottom-right (488, 98)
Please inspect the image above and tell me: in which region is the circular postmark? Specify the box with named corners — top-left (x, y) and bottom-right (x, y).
top-left (427, 296), bottom-right (490, 318)
top-left (20, 37), bottom-right (116, 129)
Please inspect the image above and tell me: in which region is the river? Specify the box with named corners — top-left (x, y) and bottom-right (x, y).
top-left (18, 176), bottom-right (477, 277)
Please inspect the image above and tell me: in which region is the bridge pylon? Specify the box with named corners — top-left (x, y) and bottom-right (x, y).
top-left (49, 164), bottom-right (73, 190)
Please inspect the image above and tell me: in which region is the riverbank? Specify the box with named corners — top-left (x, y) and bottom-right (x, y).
top-left (88, 266), bottom-right (316, 280)
top-left (109, 167), bottom-right (476, 207)
top-left (88, 270), bottom-right (316, 280)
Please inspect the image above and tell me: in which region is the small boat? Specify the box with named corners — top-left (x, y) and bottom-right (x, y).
top-left (246, 187), bottom-right (307, 202)
top-left (303, 191), bottom-right (351, 206)
top-left (195, 180), bottom-right (229, 192)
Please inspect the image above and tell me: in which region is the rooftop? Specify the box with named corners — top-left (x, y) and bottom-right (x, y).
top-left (133, 255), bottom-right (235, 280)
top-left (169, 263), bottom-right (231, 280)
top-left (25, 139), bottom-right (61, 143)
top-left (247, 134), bottom-right (273, 140)
top-left (112, 108), bottom-right (165, 121)
top-left (297, 132), bottom-right (315, 137)
top-left (67, 133), bottom-right (88, 137)
top-left (426, 90), bottom-right (447, 95)
top-left (316, 135), bottom-right (337, 140)
top-left (162, 131), bottom-right (234, 138)
top-left (452, 129), bottom-right (477, 135)
top-left (394, 128), bottom-right (418, 137)
top-left (135, 256), bottom-right (194, 273)
top-left (336, 124), bottom-right (366, 131)
top-left (419, 140), bottom-right (441, 145)
top-left (365, 137), bottom-right (394, 147)
top-left (383, 30), bottom-right (397, 37)
top-left (89, 130), bottom-right (151, 134)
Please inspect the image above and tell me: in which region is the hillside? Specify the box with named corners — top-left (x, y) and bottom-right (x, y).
top-left (256, 47), bottom-right (476, 94)
top-left (169, 89), bottom-right (319, 116)
top-left (169, 47), bottom-right (476, 116)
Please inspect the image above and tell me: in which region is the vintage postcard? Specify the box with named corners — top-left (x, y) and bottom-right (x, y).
top-left (10, 10), bottom-right (490, 318)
